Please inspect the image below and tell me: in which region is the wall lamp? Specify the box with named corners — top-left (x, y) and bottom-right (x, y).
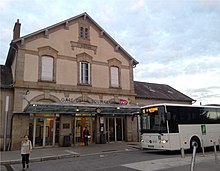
top-left (25, 90), bottom-right (30, 95)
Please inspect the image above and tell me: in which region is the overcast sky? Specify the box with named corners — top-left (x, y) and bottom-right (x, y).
top-left (1, 0), bottom-right (220, 105)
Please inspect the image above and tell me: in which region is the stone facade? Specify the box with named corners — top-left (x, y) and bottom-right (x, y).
top-left (1, 13), bottom-right (140, 150)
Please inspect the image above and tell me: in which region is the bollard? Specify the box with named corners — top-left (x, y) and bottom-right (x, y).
top-left (190, 142), bottom-right (197, 171)
top-left (201, 139), bottom-right (205, 157)
top-left (213, 142), bottom-right (218, 164)
top-left (218, 139), bottom-right (220, 152)
top-left (181, 148), bottom-right (185, 158)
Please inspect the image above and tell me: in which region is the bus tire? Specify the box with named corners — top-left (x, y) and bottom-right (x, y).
top-left (190, 136), bottom-right (201, 152)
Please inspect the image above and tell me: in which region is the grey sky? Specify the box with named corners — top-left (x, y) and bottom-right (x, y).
top-left (1, 0), bottom-right (220, 104)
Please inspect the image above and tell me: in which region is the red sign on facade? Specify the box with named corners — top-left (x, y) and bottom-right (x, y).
top-left (119, 99), bottom-right (128, 105)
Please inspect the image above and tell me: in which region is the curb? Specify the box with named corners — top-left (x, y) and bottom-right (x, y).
top-left (0, 154), bottom-right (79, 165)
top-left (1, 144), bottom-right (140, 165)
top-left (127, 144), bottom-right (141, 150)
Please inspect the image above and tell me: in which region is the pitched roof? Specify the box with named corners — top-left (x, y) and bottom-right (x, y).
top-left (134, 81), bottom-right (194, 102)
top-left (0, 65), bottom-right (13, 88)
top-left (7, 12), bottom-right (138, 66)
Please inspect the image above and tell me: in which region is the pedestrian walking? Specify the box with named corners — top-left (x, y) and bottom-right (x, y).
top-left (21, 135), bottom-right (32, 170)
top-left (83, 126), bottom-right (90, 146)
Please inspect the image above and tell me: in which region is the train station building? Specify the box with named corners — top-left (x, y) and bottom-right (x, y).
top-left (0, 13), bottom-right (193, 150)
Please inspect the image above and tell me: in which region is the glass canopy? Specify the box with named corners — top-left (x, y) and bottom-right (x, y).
top-left (24, 101), bottom-right (140, 115)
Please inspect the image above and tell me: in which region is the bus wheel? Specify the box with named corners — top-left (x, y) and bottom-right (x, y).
top-left (190, 137), bottom-right (201, 152)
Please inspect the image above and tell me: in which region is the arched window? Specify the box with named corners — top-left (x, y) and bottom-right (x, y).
top-left (41, 56), bottom-right (53, 81)
top-left (110, 66), bottom-right (119, 87)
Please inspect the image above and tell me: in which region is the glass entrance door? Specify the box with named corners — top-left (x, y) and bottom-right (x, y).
top-left (109, 117), bottom-right (115, 142)
top-left (106, 117), bottom-right (124, 142)
top-left (73, 114), bottom-right (95, 145)
top-left (45, 118), bottom-right (55, 146)
top-left (30, 114), bottom-right (59, 147)
top-left (116, 118), bottom-right (123, 141)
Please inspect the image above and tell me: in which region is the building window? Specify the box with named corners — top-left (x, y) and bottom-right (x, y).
top-left (80, 61), bottom-right (90, 84)
top-left (110, 66), bottom-right (119, 87)
top-left (80, 26), bottom-right (89, 39)
top-left (41, 56), bottom-right (53, 81)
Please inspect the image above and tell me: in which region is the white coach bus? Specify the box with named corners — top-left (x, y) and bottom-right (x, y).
top-left (138, 104), bottom-right (220, 151)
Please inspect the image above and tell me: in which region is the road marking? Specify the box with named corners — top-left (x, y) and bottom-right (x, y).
top-left (64, 150), bottom-right (79, 155)
top-left (10, 164), bottom-right (16, 171)
top-left (122, 155), bottom-right (217, 171)
top-left (122, 157), bottom-right (191, 171)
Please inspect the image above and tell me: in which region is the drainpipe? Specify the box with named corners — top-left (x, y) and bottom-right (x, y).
top-left (10, 45), bottom-right (18, 82)
top-left (8, 112), bottom-right (26, 151)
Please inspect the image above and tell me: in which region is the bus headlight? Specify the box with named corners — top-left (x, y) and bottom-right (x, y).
top-left (160, 139), bottom-right (168, 144)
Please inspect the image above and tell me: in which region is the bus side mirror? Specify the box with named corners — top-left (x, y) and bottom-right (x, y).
top-left (166, 112), bottom-right (171, 120)
top-left (132, 115), bottom-right (135, 121)
top-left (132, 112), bottom-right (140, 121)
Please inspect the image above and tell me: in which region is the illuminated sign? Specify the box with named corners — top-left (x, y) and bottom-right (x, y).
top-left (35, 113), bottom-right (55, 117)
top-left (143, 107), bottom-right (159, 113)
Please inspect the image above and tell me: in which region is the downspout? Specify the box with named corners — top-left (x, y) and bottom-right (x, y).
top-left (10, 44), bottom-right (18, 84)
top-left (8, 112), bottom-right (25, 151)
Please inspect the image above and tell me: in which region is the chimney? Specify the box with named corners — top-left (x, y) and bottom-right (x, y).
top-left (13, 19), bottom-right (21, 40)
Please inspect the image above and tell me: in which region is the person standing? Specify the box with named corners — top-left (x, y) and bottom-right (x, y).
top-left (83, 127), bottom-right (90, 146)
top-left (21, 135), bottom-right (32, 170)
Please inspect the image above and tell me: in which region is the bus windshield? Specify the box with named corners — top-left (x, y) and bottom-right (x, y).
top-left (140, 106), bottom-right (167, 133)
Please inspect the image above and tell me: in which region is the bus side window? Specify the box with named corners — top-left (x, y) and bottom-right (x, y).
top-left (200, 109), bottom-right (207, 122)
top-left (217, 109), bottom-right (220, 119)
top-left (166, 112), bottom-right (171, 120)
top-left (201, 108), bottom-right (218, 122)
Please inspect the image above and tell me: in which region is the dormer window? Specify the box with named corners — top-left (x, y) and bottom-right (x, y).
top-left (80, 27), bottom-right (89, 39)
top-left (78, 18), bottom-right (90, 44)
top-left (80, 26), bottom-right (89, 39)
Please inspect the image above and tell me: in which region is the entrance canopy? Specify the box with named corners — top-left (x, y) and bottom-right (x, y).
top-left (24, 102), bottom-right (140, 115)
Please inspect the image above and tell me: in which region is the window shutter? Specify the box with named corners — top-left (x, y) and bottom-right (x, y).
top-left (41, 56), bottom-right (53, 81)
top-left (111, 67), bottom-right (119, 87)
top-left (85, 28), bottom-right (88, 38)
top-left (80, 27), bottom-right (84, 38)
top-left (80, 62), bottom-right (82, 83)
top-left (88, 63), bottom-right (90, 84)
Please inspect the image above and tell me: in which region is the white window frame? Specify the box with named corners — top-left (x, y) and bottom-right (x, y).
top-left (41, 56), bottom-right (53, 81)
top-left (80, 61), bottom-right (90, 84)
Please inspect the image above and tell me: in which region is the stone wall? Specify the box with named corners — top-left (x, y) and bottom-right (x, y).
top-left (125, 116), bottom-right (138, 142)
top-left (59, 114), bottom-right (72, 146)
top-left (11, 113), bottom-right (30, 150)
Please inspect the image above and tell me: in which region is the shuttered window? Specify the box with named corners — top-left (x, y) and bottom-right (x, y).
top-left (111, 66), bottom-right (119, 87)
top-left (41, 56), bottom-right (53, 81)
